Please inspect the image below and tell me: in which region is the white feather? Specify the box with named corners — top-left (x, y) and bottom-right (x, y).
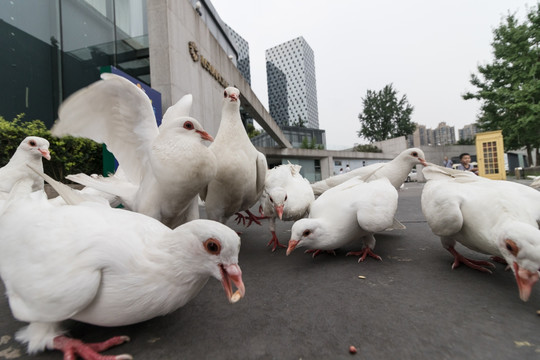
top-left (51, 73), bottom-right (216, 228)
top-left (202, 87), bottom-right (267, 223)
top-left (289, 177), bottom-right (398, 254)
top-left (311, 147), bottom-right (427, 195)
top-left (421, 164), bottom-right (540, 300)
top-left (0, 136), bottom-right (50, 194)
top-left (0, 191), bottom-right (243, 354)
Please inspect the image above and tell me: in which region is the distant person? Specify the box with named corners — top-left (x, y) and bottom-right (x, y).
top-left (345, 164), bottom-right (351, 172)
top-left (456, 153), bottom-right (478, 175)
top-left (443, 156), bottom-right (453, 168)
top-left (339, 168), bottom-right (343, 174)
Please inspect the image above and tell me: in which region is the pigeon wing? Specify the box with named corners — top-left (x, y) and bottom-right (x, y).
top-left (52, 73), bottom-right (159, 185)
top-left (255, 151), bottom-right (268, 198)
top-left (353, 178), bottom-right (399, 233)
top-left (421, 180), bottom-right (464, 237)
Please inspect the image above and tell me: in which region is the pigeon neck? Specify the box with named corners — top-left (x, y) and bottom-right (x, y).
top-left (216, 104), bottom-right (250, 142)
top-left (10, 150), bottom-right (41, 167)
top-left (381, 158), bottom-right (414, 188)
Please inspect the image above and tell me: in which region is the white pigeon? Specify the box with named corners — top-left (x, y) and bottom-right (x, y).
top-left (310, 148), bottom-right (427, 195)
top-left (421, 164), bottom-right (540, 301)
top-left (0, 172), bottom-right (245, 359)
top-left (200, 87), bottom-right (267, 224)
top-left (0, 136), bottom-right (50, 194)
top-left (52, 73), bottom-right (217, 228)
top-left (260, 162), bottom-right (315, 251)
top-left (286, 176), bottom-right (399, 262)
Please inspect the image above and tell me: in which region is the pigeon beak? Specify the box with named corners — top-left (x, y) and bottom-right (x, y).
top-left (419, 158), bottom-right (427, 167)
top-left (196, 130), bottom-right (214, 142)
top-left (39, 149), bottom-right (51, 161)
top-left (286, 240), bottom-right (299, 256)
top-left (275, 205), bottom-right (284, 220)
top-left (219, 263), bottom-right (245, 303)
top-left (229, 93), bottom-right (238, 102)
top-left (513, 262), bottom-right (539, 302)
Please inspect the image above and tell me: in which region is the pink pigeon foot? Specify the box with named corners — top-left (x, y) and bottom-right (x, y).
top-left (53, 335), bottom-right (131, 360)
top-left (234, 210), bottom-right (266, 227)
top-left (304, 249), bottom-right (336, 258)
top-left (491, 255), bottom-right (511, 270)
top-left (346, 248), bottom-right (382, 262)
top-left (447, 246), bottom-right (495, 273)
top-left (267, 231), bottom-right (287, 252)
top-left (491, 255), bottom-right (507, 265)
top-left (234, 212), bottom-right (247, 226)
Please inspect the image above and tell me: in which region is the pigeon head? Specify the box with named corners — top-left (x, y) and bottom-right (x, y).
top-left (266, 187), bottom-right (287, 220)
top-left (223, 87), bottom-right (240, 104)
top-left (19, 136), bottom-right (51, 161)
top-left (160, 116), bottom-right (213, 142)
top-left (400, 148), bottom-right (427, 167)
top-left (286, 218), bottom-right (326, 255)
top-left (179, 117), bottom-right (214, 142)
top-left (179, 220), bottom-right (245, 303)
top-left (498, 223), bottom-right (540, 302)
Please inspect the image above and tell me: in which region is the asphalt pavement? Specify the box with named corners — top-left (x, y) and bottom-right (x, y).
top-left (1, 181), bottom-right (540, 359)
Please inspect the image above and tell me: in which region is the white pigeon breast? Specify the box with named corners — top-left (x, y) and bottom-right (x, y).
top-left (204, 89), bottom-right (267, 222)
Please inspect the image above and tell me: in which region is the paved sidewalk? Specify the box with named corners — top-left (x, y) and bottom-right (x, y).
top-left (1, 182), bottom-right (539, 359)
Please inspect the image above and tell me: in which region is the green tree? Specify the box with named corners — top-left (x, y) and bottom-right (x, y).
top-left (463, 5), bottom-right (540, 165)
top-left (456, 137), bottom-right (475, 145)
top-left (299, 136), bottom-right (324, 149)
top-left (246, 123), bottom-right (261, 138)
top-left (353, 144), bottom-right (382, 153)
top-left (357, 84), bottom-right (416, 142)
top-left (292, 115), bottom-right (306, 127)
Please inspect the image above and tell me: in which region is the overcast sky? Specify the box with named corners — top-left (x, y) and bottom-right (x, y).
top-left (212, 0), bottom-right (536, 150)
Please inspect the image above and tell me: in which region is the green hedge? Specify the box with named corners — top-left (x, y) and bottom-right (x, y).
top-left (0, 114), bottom-right (102, 181)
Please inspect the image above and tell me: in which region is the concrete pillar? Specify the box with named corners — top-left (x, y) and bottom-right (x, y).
top-left (320, 156), bottom-right (333, 180)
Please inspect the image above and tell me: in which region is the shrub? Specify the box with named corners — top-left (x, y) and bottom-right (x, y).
top-left (0, 114), bottom-right (102, 181)
top-left (354, 144), bottom-right (382, 153)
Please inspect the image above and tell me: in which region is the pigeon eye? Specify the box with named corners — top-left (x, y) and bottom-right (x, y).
top-left (183, 121), bottom-right (194, 130)
top-left (29, 140), bottom-right (36, 147)
top-left (223, 90), bottom-right (227, 98)
top-left (204, 238), bottom-right (221, 255)
top-left (411, 152), bottom-right (418, 157)
top-left (284, 195), bottom-right (288, 201)
top-left (302, 230), bottom-right (311, 237)
top-left (504, 239), bottom-right (519, 256)
top-left (269, 196), bottom-right (273, 203)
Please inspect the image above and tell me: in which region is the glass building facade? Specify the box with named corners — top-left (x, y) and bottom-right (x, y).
top-left (265, 36), bottom-right (319, 129)
top-left (225, 24), bottom-right (250, 86)
top-left (251, 126), bottom-right (326, 149)
top-left (1, 0), bottom-right (148, 128)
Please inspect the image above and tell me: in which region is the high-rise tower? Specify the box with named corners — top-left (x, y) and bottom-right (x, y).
top-left (265, 36), bottom-right (319, 128)
top-left (225, 24), bottom-right (251, 85)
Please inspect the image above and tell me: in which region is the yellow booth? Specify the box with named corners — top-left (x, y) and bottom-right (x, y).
top-left (475, 130), bottom-right (506, 180)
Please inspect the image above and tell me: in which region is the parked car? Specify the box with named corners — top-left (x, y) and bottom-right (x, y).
top-left (452, 162), bottom-right (478, 170)
top-left (406, 169), bottom-right (418, 182)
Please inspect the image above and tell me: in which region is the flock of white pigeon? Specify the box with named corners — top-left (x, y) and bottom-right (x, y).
top-left (0, 73), bottom-right (539, 359)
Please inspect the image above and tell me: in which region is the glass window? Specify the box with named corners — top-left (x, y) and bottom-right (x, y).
top-left (1, 0), bottom-right (149, 127)
top-left (61, 0), bottom-right (116, 98)
top-left (0, 0), bottom-right (61, 127)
